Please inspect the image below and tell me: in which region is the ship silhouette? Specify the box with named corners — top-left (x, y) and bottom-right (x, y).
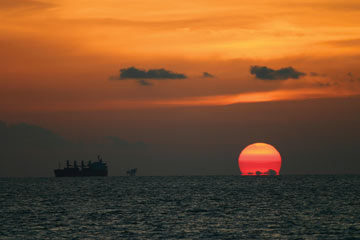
top-left (54, 155), bottom-right (108, 177)
top-left (126, 168), bottom-right (137, 176)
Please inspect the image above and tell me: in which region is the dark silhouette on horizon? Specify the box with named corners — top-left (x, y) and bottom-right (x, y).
top-left (54, 155), bottom-right (108, 177)
top-left (244, 169), bottom-right (278, 176)
top-left (126, 168), bottom-right (137, 176)
top-left (265, 169), bottom-right (277, 175)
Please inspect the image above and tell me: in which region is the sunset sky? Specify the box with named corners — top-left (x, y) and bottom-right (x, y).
top-left (1, 0), bottom-right (360, 176)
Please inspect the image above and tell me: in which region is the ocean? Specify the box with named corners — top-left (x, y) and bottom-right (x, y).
top-left (1, 176), bottom-right (360, 239)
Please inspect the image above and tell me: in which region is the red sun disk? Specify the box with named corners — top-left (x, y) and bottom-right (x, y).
top-left (238, 143), bottom-right (282, 175)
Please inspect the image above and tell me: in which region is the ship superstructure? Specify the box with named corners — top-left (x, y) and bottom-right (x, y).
top-left (54, 155), bottom-right (108, 177)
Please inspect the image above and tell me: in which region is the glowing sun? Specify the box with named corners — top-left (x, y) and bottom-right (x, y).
top-left (238, 143), bottom-right (281, 175)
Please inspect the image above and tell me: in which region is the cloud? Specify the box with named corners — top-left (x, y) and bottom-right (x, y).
top-left (0, 121), bottom-right (147, 150)
top-left (345, 72), bottom-right (360, 83)
top-left (65, 15), bottom-right (260, 31)
top-left (118, 67), bottom-right (187, 80)
top-left (310, 72), bottom-right (328, 77)
top-left (0, 121), bottom-right (69, 149)
top-left (111, 67), bottom-right (187, 86)
top-left (136, 79), bottom-right (153, 86)
top-left (310, 72), bottom-right (320, 77)
top-left (250, 65), bottom-right (306, 80)
top-left (315, 81), bottom-right (331, 87)
top-left (0, 0), bottom-right (55, 10)
top-left (0, 121), bottom-right (147, 176)
top-left (202, 72), bottom-right (214, 78)
top-left (322, 38), bottom-right (360, 47)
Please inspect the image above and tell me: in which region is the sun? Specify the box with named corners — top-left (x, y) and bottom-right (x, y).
top-left (238, 143), bottom-right (281, 175)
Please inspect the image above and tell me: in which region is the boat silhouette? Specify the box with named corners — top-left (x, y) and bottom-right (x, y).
top-left (126, 168), bottom-right (137, 176)
top-left (54, 155), bottom-right (108, 177)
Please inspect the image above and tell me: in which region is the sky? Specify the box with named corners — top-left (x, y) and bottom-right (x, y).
top-left (1, 0), bottom-right (360, 176)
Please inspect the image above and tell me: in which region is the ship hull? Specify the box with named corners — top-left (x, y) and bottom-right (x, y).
top-left (54, 156), bottom-right (108, 177)
top-left (54, 169), bottom-right (108, 177)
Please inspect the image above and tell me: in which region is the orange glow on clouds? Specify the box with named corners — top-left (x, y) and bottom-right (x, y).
top-left (2, 0), bottom-right (360, 60)
top-left (151, 88), bottom-right (359, 107)
top-left (1, 0), bottom-right (360, 114)
top-left (1, 88), bottom-right (358, 113)
top-left (238, 143), bottom-right (282, 175)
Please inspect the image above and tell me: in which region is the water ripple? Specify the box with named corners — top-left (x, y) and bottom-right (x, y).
top-left (1, 176), bottom-right (360, 239)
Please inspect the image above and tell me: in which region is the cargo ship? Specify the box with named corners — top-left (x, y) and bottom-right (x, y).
top-left (54, 155), bottom-right (108, 177)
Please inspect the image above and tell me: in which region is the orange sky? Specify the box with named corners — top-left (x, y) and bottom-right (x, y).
top-left (1, 0), bottom-right (360, 113)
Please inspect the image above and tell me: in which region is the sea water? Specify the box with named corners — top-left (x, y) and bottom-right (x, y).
top-left (1, 176), bottom-right (360, 239)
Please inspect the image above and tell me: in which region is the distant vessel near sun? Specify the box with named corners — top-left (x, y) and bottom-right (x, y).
top-left (54, 155), bottom-right (108, 177)
top-left (238, 143), bottom-right (282, 176)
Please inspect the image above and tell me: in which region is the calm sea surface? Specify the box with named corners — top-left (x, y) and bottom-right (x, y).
top-left (1, 176), bottom-right (360, 239)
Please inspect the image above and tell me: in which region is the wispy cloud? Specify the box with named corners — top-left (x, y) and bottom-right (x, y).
top-left (136, 79), bottom-right (153, 86)
top-left (151, 89), bottom-right (357, 106)
top-left (202, 72), bottom-right (214, 78)
top-left (322, 38), bottom-right (360, 47)
top-left (3, 88), bottom-right (359, 112)
top-left (0, 0), bottom-right (55, 11)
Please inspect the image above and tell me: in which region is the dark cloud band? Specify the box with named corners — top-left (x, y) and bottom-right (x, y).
top-left (110, 67), bottom-right (187, 86)
top-left (250, 65), bottom-right (306, 80)
top-left (119, 67), bottom-right (187, 80)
